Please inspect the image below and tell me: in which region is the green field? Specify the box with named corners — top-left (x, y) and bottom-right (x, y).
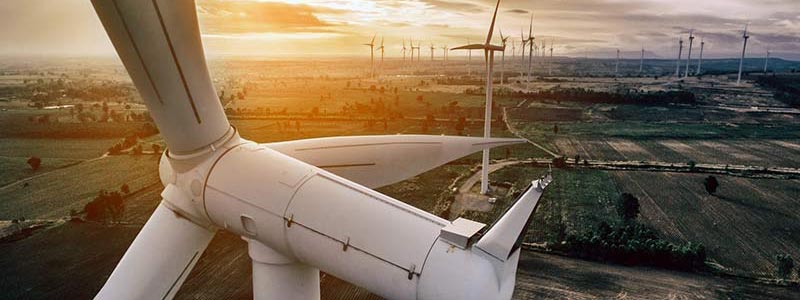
top-left (0, 155), bottom-right (159, 220)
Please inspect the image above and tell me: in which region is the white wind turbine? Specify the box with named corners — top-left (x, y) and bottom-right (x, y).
top-left (548, 39), bottom-right (554, 76)
top-left (737, 24), bottom-right (750, 85)
top-left (500, 30), bottom-right (509, 84)
top-left (675, 36), bottom-right (683, 77)
top-left (441, 45), bottom-right (448, 64)
top-left (615, 49), bottom-right (620, 77)
top-left (639, 46), bottom-right (645, 74)
top-left (377, 37), bottom-right (385, 65)
top-left (764, 49), bottom-right (771, 73)
top-left (520, 29), bottom-right (527, 67)
top-left (430, 43), bottom-right (436, 61)
top-left (90, 1), bottom-right (551, 300)
top-left (696, 37), bottom-right (705, 75)
top-left (412, 40), bottom-right (421, 64)
top-left (684, 29), bottom-right (694, 78)
top-left (526, 13), bottom-right (535, 82)
top-left (451, 0), bottom-right (506, 195)
top-left (364, 34), bottom-right (376, 78)
top-left (402, 39), bottom-right (408, 64)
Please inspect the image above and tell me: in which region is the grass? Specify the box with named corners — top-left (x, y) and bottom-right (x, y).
top-left (0, 157), bottom-right (81, 187)
top-left (0, 138), bottom-right (115, 159)
top-left (457, 165), bottom-right (621, 244)
top-left (0, 155), bottom-right (160, 220)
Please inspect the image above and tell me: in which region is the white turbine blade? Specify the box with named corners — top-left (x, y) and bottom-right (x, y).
top-left (485, 0), bottom-right (501, 45)
top-left (95, 202), bottom-right (216, 300)
top-left (475, 174), bottom-right (552, 261)
top-left (452, 44), bottom-right (486, 50)
top-left (91, 0), bottom-right (229, 154)
top-left (265, 135), bottom-right (524, 189)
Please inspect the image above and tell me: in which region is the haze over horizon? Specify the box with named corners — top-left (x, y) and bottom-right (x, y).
top-left (1, 0), bottom-right (798, 60)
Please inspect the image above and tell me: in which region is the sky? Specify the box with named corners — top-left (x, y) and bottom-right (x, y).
top-left (0, 0), bottom-right (798, 60)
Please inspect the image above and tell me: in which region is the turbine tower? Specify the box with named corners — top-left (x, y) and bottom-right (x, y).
top-left (500, 30), bottom-right (509, 84)
top-left (675, 37), bottom-right (683, 77)
top-left (639, 47), bottom-right (645, 73)
top-left (764, 49), bottom-right (771, 73)
top-left (737, 24), bottom-right (750, 85)
top-left (441, 45), bottom-right (448, 63)
top-left (696, 37), bottom-right (704, 75)
top-left (526, 13), bottom-right (535, 82)
top-left (615, 49), bottom-right (620, 77)
top-left (430, 43), bottom-right (435, 61)
top-left (376, 37), bottom-right (385, 76)
top-left (520, 29), bottom-right (527, 66)
top-left (684, 30), bottom-right (694, 78)
top-left (412, 40), bottom-right (421, 63)
top-left (364, 34), bottom-right (376, 78)
top-left (90, 1), bottom-right (550, 300)
top-left (402, 39), bottom-right (408, 63)
top-left (548, 39), bottom-right (554, 76)
top-left (451, 0), bottom-right (506, 195)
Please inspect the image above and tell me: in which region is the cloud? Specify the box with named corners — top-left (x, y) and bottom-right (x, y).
top-left (197, 1), bottom-right (343, 34)
top-left (421, 0), bottom-right (485, 13)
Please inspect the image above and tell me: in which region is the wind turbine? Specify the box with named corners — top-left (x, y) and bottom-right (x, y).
top-left (511, 39), bottom-right (516, 59)
top-left (430, 43), bottom-right (435, 61)
top-left (526, 13), bottom-right (535, 82)
top-left (90, 1), bottom-right (549, 300)
top-left (675, 37), bottom-right (683, 77)
top-left (639, 47), bottom-right (645, 73)
top-left (377, 37), bottom-right (385, 65)
top-left (451, 0), bottom-right (506, 195)
top-left (764, 49), bottom-right (771, 73)
top-left (737, 24), bottom-right (750, 85)
top-left (520, 29), bottom-right (527, 67)
top-left (684, 30), bottom-right (694, 78)
top-left (364, 34), bottom-right (376, 78)
top-left (696, 37), bottom-right (705, 75)
top-left (500, 30), bottom-right (509, 84)
top-left (402, 39), bottom-right (408, 63)
top-left (615, 49), bottom-right (620, 77)
top-left (548, 39), bottom-right (554, 76)
top-left (411, 41), bottom-right (422, 62)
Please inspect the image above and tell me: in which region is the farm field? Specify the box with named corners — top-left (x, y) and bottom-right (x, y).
top-left (0, 155), bottom-right (159, 220)
top-left (547, 137), bottom-right (800, 167)
top-left (612, 171), bottom-right (800, 280)
top-left (4, 219), bottom-right (798, 300)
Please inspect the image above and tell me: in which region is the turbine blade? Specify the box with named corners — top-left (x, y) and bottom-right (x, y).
top-left (451, 44), bottom-right (487, 50)
top-left (485, 0), bottom-right (501, 45)
top-left (475, 174), bottom-right (552, 261)
top-left (95, 201), bottom-right (216, 300)
top-left (91, 0), bottom-right (230, 154)
top-left (265, 135), bottom-right (524, 189)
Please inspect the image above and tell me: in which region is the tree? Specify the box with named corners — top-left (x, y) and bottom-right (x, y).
top-left (574, 155), bottom-right (581, 164)
top-left (120, 183), bottom-right (130, 195)
top-left (151, 143), bottom-right (161, 154)
top-left (703, 176), bottom-right (719, 195)
top-left (776, 254), bottom-right (795, 280)
top-left (617, 193), bottom-right (640, 222)
top-left (27, 156), bottom-right (41, 171)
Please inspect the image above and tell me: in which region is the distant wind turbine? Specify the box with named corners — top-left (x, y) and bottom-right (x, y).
top-left (451, 0), bottom-right (505, 194)
top-left (526, 13), bottom-right (535, 82)
top-left (548, 39), bottom-right (554, 76)
top-left (696, 37), bottom-right (704, 75)
top-left (364, 34), bottom-right (376, 78)
top-left (764, 49), bottom-right (771, 73)
top-left (500, 30), bottom-right (509, 84)
top-left (737, 24), bottom-right (750, 85)
top-left (675, 37), bottom-right (683, 77)
top-left (684, 30), bottom-right (694, 78)
top-left (430, 43), bottom-right (435, 61)
top-left (376, 37), bottom-right (385, 75)
top-left (401, 39), bottom-right (408, 62)
top-left (639, 47), bottom-right (645, 73)
top-left (441, 45), bottom-right (448, 63)
top-left (615, 49), bottom-right (620, 77)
